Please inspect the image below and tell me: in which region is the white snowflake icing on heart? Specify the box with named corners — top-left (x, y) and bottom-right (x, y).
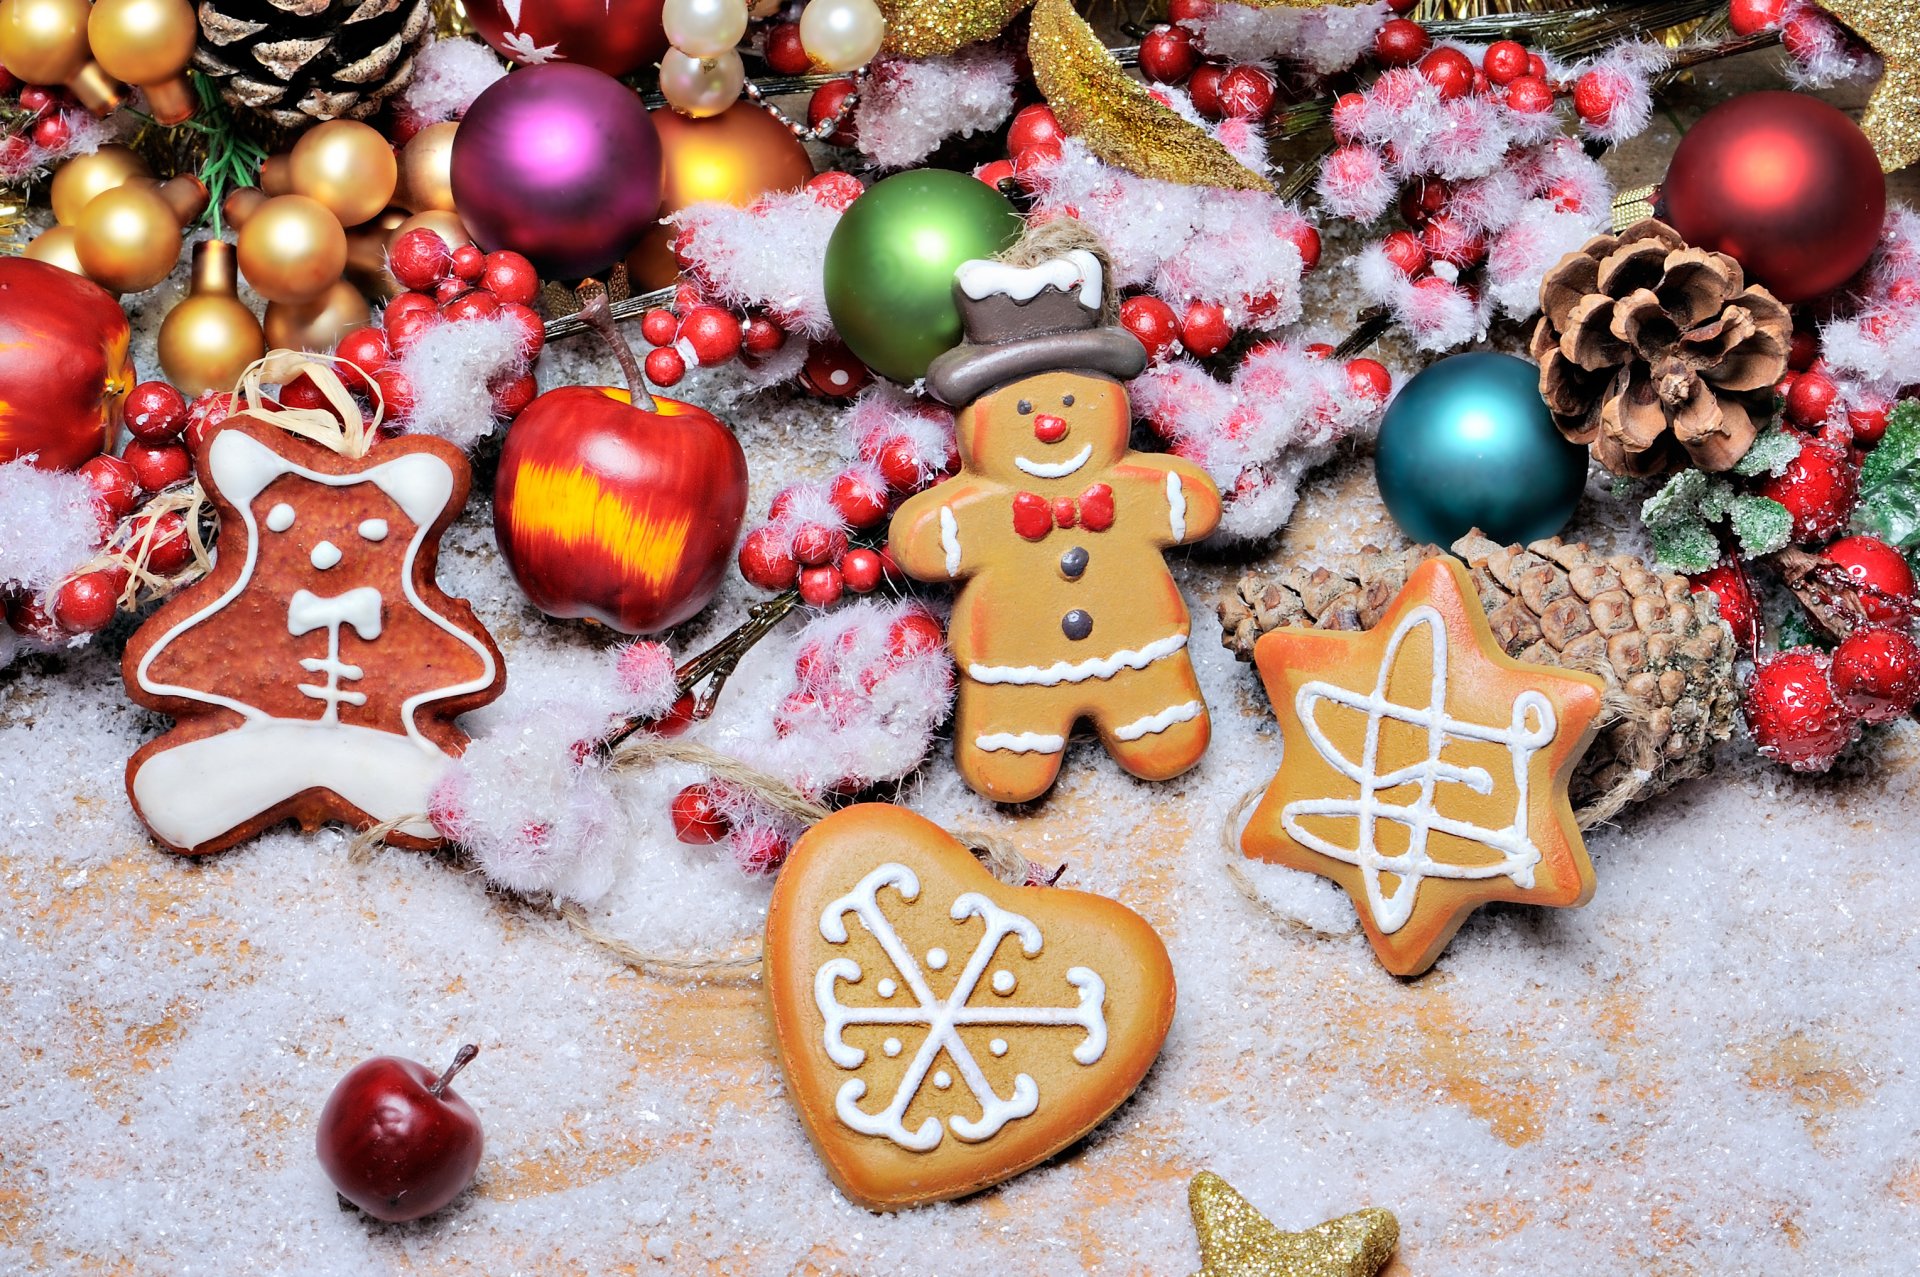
top-left (814, 863), bottom-right (1107, 1152)
top-left (1282, 604), bottom-right (1557, 935)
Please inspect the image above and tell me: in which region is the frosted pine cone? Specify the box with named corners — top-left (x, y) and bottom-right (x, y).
top-left (1530, 219), bottom-right (1791, 478)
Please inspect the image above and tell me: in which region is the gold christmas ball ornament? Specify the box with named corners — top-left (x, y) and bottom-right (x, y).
top-left (24, 223), bottom-right (88, 277)
top-left (51, 144), bottom-right (149, 225)
top-left (237, 193), bottom-right (349, 305)
top-left (396, 121), bottom-right (458, 213)
top-left (86, 0), bottom-right (197, 124)
top-left (159, 241), bottom-right (266, 396)
top-left (263, 278), bottom-right (371, 352)
top-left (346, 207), bottom-right (408, 301)
top-left (290, 120), bottom-right (399, 227)
top-left (259, 154), bottom-right (294, 197)
top-left (74, 180), bottom-right (186, 293)
top-left (392, 207), bottom-right (472, 248)
top-left (0, 0), bottom-right (121, 111)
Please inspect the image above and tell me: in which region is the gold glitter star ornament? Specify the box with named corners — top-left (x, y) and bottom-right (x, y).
top-left (1188, 1172), bottom-right (1399, 1277)
top-left (1826, 0), bottom-right (1920, 172)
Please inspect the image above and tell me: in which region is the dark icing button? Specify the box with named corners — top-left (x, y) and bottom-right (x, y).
top-left (1062, 609), bottom-right (1093, 640)
top-left (1060, 546), bottom-right (1088, 579)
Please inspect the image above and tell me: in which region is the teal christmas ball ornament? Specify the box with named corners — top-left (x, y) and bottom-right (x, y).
top-left (823, 170), bottom-right (1024, 384)
top-left (1374, 352), bottom-right (1588, 546)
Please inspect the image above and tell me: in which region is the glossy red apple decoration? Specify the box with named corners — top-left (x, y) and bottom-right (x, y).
top-left (316, 1044), bottom-right (485, 1222)
top-left (0, 256), bottom-right (134, 470)
top-left (495, 293), bottom-right (748, 634)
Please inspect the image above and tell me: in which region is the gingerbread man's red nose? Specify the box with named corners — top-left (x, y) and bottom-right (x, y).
top-left (1033, 413), bottom-right (1068, 443)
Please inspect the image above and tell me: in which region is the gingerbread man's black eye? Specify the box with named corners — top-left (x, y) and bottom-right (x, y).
top-left (1016, 399), bottom-right (1033, 414)
top-left (1061, 393), bottom-right (1075, 407)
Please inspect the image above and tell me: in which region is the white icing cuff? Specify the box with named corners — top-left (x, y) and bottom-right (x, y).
top-left (975, 731), bottom-right (1067, 754)
top-left (1112, 699), bottom-right (1204, 741)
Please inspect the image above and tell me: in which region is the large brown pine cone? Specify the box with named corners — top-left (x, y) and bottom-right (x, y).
top-left (1219, 532), bottom-right (1740, 818)
top-left (195, 0), bottom-right (431, 134)
top-left (1530, 218), bottom-right (1791, 479)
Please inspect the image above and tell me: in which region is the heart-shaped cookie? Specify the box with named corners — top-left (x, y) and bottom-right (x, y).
top-left (765, 803), bottom-right (1175, 1210)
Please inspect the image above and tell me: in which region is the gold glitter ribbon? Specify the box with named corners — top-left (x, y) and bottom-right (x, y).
top-left (879, 0), bottom-right (1034, 58)
top-left (1030, 0), bottom-right (1274, 192)
top-left (1188, 1172), bottom-right (1400, 1277)
top-left (1825, 0), bottom-right (1920, 173)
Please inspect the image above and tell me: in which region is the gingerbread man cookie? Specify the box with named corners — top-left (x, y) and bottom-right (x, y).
top-left (890, 239), bottom-right (1222, 803)
top-left (766, 803), bottom-right (1175, 1210)
top-left (1241, 557), bottom-right (1604, 977)
top-left (123, 415), bottom-right (505, 855)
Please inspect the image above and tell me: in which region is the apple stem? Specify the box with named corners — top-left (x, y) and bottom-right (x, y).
top-left (430, 1043), bottom-right (480, 1097)
top-left (576, 281), bottom-right (658, 413)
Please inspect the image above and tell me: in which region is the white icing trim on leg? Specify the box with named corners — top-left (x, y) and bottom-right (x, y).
top-left (940, 506), bottom-right (961, 577)
top-left (968, 632), bottom-right (1187, 686)
top-left (1167, 472), bottom-right (1187, 541)
top-left (975, 731), bottom-right (1067, 754)
top-left (1112, 699), bottom-right (1204, 741)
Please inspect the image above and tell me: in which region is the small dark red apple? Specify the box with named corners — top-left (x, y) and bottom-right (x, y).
top-left (316, 1043), bottom-right (484, 1222)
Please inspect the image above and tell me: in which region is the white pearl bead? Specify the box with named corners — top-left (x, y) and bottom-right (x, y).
top-left (658, 48), bottom-right (746, 119)
top-left (798, 0), bottom-right (885, 73)
top-left (661, 0), bottom-right (748, 59)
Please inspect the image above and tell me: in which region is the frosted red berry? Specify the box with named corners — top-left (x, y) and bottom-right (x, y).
top-left (1179, 300), bottom-right (1233, 359)
top-left (679, 306), bottom-right (742, 367)
top-left (1728, 0), bottom-right (1787, 34)
top-left (123, 441), bottom-right (191, 493)
top-left (1760, 439), bottom-right (1858, 543)
top-left (1505, 75), bottom-right (1554, 113)
top-left (798, 564), bottom-right (844, 607)
top-left (807, 80), bottom-right (860, 147)
top-left (387, 228), bottom-right (452, 291)
top-left (1824, 535), bottom-right (1916, 626)
top-left (640, 308), bottom-right (678, 347)
top-left (1216, 65), bottom-right (1275, 119)
top-left (1743, 647), bottom-right (1857, 772)
top-left (829, 470), bottom-right (889, 528)
top-left (123, 381), bottom-right (189, 443)
top-left (52, 567), bottom-right (127, 634)
top-left (1187, 64), bottom-right (1225, 119)
top-left (671, 784), bottom-right (732, 844)
top-left (738, 525), bottom-right (798, 590)
top-left (1373, 18), bottom-right (1431, 67)
top-left (1786, 370), bottom-right (1839, 428)
top-left (840, 547), bottom-right (883, 594)
top-left (1120, 295), bottom-right (1180, 361)
top-left (1346, 358), bottom-right (1392, 402)
top-left (1418, 47), bottom-right (1475, 100)
top-left (78, 453), bottom-right (140, 525)
top-left (790, 523), bottom-right (847, 567)
top-left (1829, 626), bottom-right (1920, 724)
top-left (1688, 559), bottom-right (1759, 649)
top-left (1139, 25), bottom-right (1198, 84)
top-left (1482, 40), bottom-right (1529, 85)
top-left (480, 251), bottom-right (539, 305)
top-left (644, 345), bottom-right (686, 387)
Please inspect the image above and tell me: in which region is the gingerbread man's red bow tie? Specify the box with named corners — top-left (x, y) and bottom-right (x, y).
top-left (1012, 484), bottom-right (1116, 540)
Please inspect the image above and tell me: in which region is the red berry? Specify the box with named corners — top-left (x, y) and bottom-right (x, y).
top-left (791, 522), bottom-right (847, 567)
top-left (1139, 25), bottom-right (1198, 84)
top-left (1007, 104), bottom-right (1065, 168)
top-left (1374, 18), bottom-right (1431, 67)
top-left (18, 86), bottom-right (52, 113)
top-left (1526, 53), bottom-right (1548, 79)
top-left (742, 314), bottom-right (784, 356)
top-left (449, 244), bottom-right (485, 282)
top-left (497, 301), bottom-right (545, 358)
top-left (732, 826), bottom-right (791, 875)
top-left (800, 342), bottom-right (870, 398)
top-left (123, 381), bottom-right (189, 443)
top-left (1824, 535), bottom-right (1916, 625)
top-left (31, 112), bottom-right (69, 150)
top-left (0, 134), bottom-right (30, 172)
top-left (640, 307), bottom-right (678, 347)
top-left (679, 305), bottom-right (742, 367)
top-left (1760, 438), bottom-right (1858, 543)
top-left (886, 611), bottom-right (945, 663)
top-left (1505, 75), bottom-right (1555, 114)
top-left (384, 304), bottom-right (441, 352)
top-left (442, 289), bottom-right (499, 323)
top-left (798, 564), bottom-right (843, 607)
top-left (122, 441), bottom-right (190, 492)
top-left (382, 290), bottom-right (437, 327)
top-left (1179, 300), bottom-right (1233, 358)
top-left (1847, 400), bottom-right (1889, 447)
top-left (1384, 0), bottom-right (1417, 10)
top-left (1187, 64), bottom-right (1226, 119)
top-left (491, 372), bottom-right (537, 417)
top-left (1330, 91), bottom-right (1367, 142)
top-left (52, 567), bottom-right (126, 634)
top-left (670, 784), bottom-right (731, 844)
top-left (1216, 65), bottom-right (1275, 118)
top-left (333, 325), bottom-right (390, 389)
top-left (974, 158), bottom-right (1016, 192)
top-left (1345, 357), bottom-right (1392, 402)
top-left (372, 368), bottom-right (416, 419)
top-left (644, 345), bottom-right (686, 387)
top-left (1787, 327), bottom-right (1819, 372)
top-left (738, 525), bottom-right (798, 590)
top-left (433, 277), bottom-right (468, 305)
top-left (277, 374), bottom-right (332, 414)
top-left (1743, 648), bottom-right (1857, 772)
top-left (1399, 177), bottom-right (1450, 227)
top-left (1786, 370), bottom-right (1839, 428)
top-left (1482, 39), bottom-right (1529, 85)
top-left (387, 228), bottom-right (452, 291)
top-left (1418, 47), bottom-right (1475, 100)
top-left (1380, 229), bottom-right (1429, 276)
top-left (1775, 369), bottom-right (1798, 401)
top-left (763, 22), bottom-right (810, 75)
top-left (1829, 626), bottom-right (1920, 724)
top-left (807, 80), bottom-right (860, 147)
top-left (1728, 0), bottom-right (1787, 34)
top-left (4, 589), bottom-right (60, 643)
top-left (141, 510), bottom-right (194, 575)
top-left (840, 546), bottom-right (883, 594)
top-left (1289, 223), bottom-right (1321, 271)
top-left (1572, 72), bottom-right (1617, 128)
top-left (1688, 559), bottom-right (1760, 649)
top-left (1166, 0), bottom-right (1211, 26)
top-left (1303, 342), bottom-right (1335, 359)
top-left (479, 250), bottom-right (539, 305)
top-left (1119, 295), bottom-right (1180, 362)
top-left (875, 437), bottom-right (925, 492)
top-left (184, 391), bottom-right (237, 454)
top-left (806, 170), bottom-right (864, 211)
top-left (1780, 11), bottom-right (1829, 62)
top-left (78, 453), bottom-right (140, 525)
top-left (1419, 212), bottom-right (1485, 268)
top-left (829, 470), bottom-right (889, 528)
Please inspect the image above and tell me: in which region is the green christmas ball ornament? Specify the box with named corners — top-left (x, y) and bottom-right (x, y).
top-left (1374, 352), bottom-right (1589, 546)
top-left (823, 170), bottom-right (1024, 384)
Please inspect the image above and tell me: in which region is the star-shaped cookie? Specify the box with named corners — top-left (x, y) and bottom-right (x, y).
top-left (1188, 1172), bottom-right (1398, 1277)
top-left (1241, 556), bottom-right (1604, 977)
top-left (1826, 0), bottom-right (1920, 173)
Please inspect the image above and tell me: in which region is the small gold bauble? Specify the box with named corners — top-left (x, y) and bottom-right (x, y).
top-left (396, 121), bottom-right (458, 214)
top-left (259, 153), bottom-right (294, 197)
top-left (24, 223), bottom-right (89, 278)
top-left (263, 279), bottom-right (372, 352)
top-left (159, 240), bottom-right (265, 395)
top-left (0, 0), bottom-right (91, 86)
top-left (74, 181), bottom-right (183, 293)
top-left (392, 208), bottom-right (472, 248)
top-left (346, 207), bottom-right (408, 301)
top-left (51, 143), bottom-right (149, 225)
top-left (290, 120), bottom-right (399, 227)
top-left (86, 0), bottom-right (195, 86)
top-left (237, 194), bottom-right (349, 306)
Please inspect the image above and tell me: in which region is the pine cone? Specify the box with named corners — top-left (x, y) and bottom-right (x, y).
top-left (194, 0), bottom-right (431, 134)
top-left (1218, 532), bottom-right (1740, 817)
top-left (1530, 218), bottom-right (1791, 479)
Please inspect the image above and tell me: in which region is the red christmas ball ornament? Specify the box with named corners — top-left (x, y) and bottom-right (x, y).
top-left (671, 784), bottom-right (732, 843)
top-left (315, 1046), bottom-right (485, 1223)
top-left (1743, 647), bottom-right (1857, 772)
top-left (1830, 626), bottom-right (1920, 724)
top-left (123, 381), bottom-right (188, 444)
top-left (1759, 437), bottom-right (1858, 543)
top-left (1662, 92), bottom-right (1886, 304)
top-left (0, 257), bottom-right (133, 471)
top-left (1482, 40), bottom-right (1529, 86)
top-left (764, 22), bottom-right (810, 75)
top-left (466, 0), bottom-right (668, 78)
top-left (1418, 47), bottom-right (1475, 100)
top-left (1688, 559), bottom-right (1760, 649)
top-left (1119, 295), bottom-right (1180, 362)
top-left (496, 383), bottom-right (747, 634)
top-left (1179, 300), bottom-right (1233, 358)
top-left (388, 228), bottom-right (451, 291)
top-left (1505, 75), bottom-right (1555, 114)
top-left (1824, 535), bottom-right (1916, 625)
top-left (1138, 25), bottom-right (1198, 84)
top-left (807, 80), bottom-right (860, 148)
top-left (1216, 65), bottom-right (1275, 119)
top-left (1373, 18), bottom-right (1431, 67)
top-left (1007, 104), bottom-right (1066, 168)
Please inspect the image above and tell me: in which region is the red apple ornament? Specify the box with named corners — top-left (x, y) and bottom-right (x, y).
top-left (316, 1044), bottom-right (484, 1223)
top-left (494, 292), bottom-right (748, 634)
